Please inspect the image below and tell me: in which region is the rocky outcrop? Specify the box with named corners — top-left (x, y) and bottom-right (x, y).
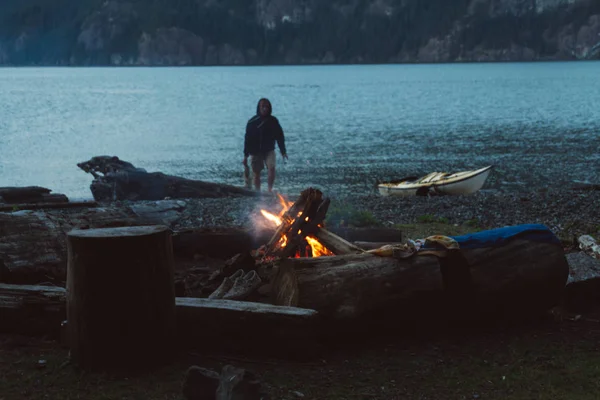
top-left (218, 44), bottom-right (246, 65)
top-left (0, 42), bottom-right (7, 64)
top-left (77, 2), bottom-right (138, 51)
top-left (137, 28), bottom-right (205, 66)
top-left (255, 0), bottom-right (313, 29)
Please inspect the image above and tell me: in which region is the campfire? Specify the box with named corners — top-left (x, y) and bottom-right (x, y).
top-left (257, 190), bottom-right (335, 259)
top-left (207, 188), bottom-right (365, 304)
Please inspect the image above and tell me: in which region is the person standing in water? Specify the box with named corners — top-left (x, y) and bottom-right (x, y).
top-left (243, 98), bottom-right (288, 192)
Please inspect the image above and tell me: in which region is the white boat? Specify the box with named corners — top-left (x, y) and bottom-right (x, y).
top-left (377, 165), bottom-right (493, 197)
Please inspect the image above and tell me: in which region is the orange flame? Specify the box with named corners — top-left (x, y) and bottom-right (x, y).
top-left (260, 194), bottom-right (332, 258)
top-left (306, 236), bottom-right (334, 257)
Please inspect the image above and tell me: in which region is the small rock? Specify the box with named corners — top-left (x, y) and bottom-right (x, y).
top-left (37, 360), bottom-right (47, 369)
top-left (182, 366), bottom-right (220, 400)
top-left (216, 365), bottom-right (262, 400)
top-left (292, 391), bottom-right (305, 398)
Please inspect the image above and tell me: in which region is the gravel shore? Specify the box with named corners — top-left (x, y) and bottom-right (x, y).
top-left (169, 186), bottom-right (599, 241)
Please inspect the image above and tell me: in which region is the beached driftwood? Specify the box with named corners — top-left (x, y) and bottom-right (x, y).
top-left (0, 200), bottom-right (188, 284)
top-left (77, 156), bottom-right (263, 202)
top-left (270, 253), bottom-right (443, 317)
top-left (0, 283), bottom-right (321, 358)
top-left (269, 238), bottom-right (569, 320)
top-left (0, 283), bottom-right (66, 335)
top-left (0, 201), bottom-right (97, 212)
top-left (66, 226), bottom-right (177, 371)
top-left (0, 186), bottom-right (69, 205)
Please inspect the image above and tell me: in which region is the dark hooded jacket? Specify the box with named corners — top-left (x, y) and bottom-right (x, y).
top-left (244, 99), bottom-right (287, 158)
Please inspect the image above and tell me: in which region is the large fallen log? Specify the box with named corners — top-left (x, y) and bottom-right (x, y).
top-left (270, 253), bottom-right (444, 318)
top-left (0, 201), bottom-right (275, 285)
top-left (0, 200), bottom-right (188, 284)
top-left (77, 156), bottom-right (265, 202)
top-left (271, 224), bottom-right (570, 321)
top-left (172, 227), bottom-right (272, 259)
top-left (0, 283), bottom-right (66, 335)
top-left (0, 186), bottom-right (69, 205)
top-left (0, 283), bottom-right (322, 358)
top-left (0, 201), bottom-right (97, 212)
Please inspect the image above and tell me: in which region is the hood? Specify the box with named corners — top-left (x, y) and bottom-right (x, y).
top-left (256, 98), bottom-right (272, 116)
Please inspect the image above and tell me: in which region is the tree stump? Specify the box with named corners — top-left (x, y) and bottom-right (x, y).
top-left (66, 225), bottom-right (176, 372)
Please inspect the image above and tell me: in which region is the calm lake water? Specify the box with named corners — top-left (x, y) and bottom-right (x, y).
top-left (0, 62), bottom-right (599, 200)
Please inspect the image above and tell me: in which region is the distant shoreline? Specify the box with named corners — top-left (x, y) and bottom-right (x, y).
top-left (1, 59), bottom-right (599, 69)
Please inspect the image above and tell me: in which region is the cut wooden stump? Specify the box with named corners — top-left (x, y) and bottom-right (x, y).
top-left (66, 225), bottom-right (176, 372)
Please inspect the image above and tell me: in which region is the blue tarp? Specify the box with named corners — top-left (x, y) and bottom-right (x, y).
top-left (446, 224), bottom-right (561, 250)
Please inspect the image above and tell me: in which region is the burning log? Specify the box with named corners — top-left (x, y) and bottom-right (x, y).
top-left (313, 228), bottom-right (364, 255)
top-left (259, 188), bottom-right (337, 260)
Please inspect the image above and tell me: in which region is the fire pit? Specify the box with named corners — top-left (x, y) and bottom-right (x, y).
top-left (206, 187), bottom-right (570, 322)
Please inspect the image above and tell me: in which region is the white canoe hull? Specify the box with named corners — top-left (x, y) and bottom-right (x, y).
top-left (378, 165), bottom-right (493, 197)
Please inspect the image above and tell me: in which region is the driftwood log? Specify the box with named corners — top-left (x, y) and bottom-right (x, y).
top-left (0, 201), bottom-right (188, 284)
top-left (0, 186), bottom-right (69, 205)
top-left (0, 283), bottom-right (66, 335)
top-left (0, 283), bottom-right (321, 358)
top-left (270, 253), bottom-right (443, 317)
top-left (270, 238), bottom-right (569, 321)
top-left (66, 225), bottom-right (176, 371)
top-left (0, 201), bottom-right (269, 284)
top-left (77, 156), bottom-right (264, 202)
top-left (0, 201), bottom-right (97, 212)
